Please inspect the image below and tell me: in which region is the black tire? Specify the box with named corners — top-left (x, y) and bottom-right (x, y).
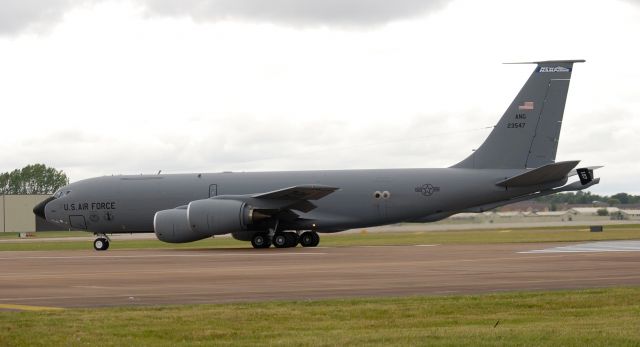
top-left (94, 238), bottom-right (109, 251)
top-left (310, 232), bottom-right (320, 247)
top-left (299, 232), bottom-right (315, 247)
top-left (284, 232), bottom-right (298, 248)
top-left (251, 233), bottom-right (271, 249)
top-left (273, 233), bottom-right (288, 248)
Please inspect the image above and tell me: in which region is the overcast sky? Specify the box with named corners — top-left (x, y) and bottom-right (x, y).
top-left (0, 0), bottom-right (638, 195)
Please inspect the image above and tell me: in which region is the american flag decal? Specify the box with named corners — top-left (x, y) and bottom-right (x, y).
top-left (518, 101), bottom-right (534, 110)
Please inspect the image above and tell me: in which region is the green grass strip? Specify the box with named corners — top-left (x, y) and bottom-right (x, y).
top-left (1, 287), bottom-right (639, 346)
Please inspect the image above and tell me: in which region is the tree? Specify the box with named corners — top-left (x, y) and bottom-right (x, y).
top-left (610, 193), bottom-right (630, 204)
top-left (597, 208), bottom-right (609, 216)
top-left (0, 164), bottom-right (69, 195)
top-left (607, 198), bottom-right (621, 206)
top-left (535, 192), bottom-right (640, 205)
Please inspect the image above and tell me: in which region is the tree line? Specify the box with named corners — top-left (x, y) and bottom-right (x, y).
top-left (535, 191), bottom-right (640, 206)
top-left (0, 164), bottom-right (69, 195)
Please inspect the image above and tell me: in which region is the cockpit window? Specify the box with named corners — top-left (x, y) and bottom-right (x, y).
top-left (53, 190), bottom-right (71, 198)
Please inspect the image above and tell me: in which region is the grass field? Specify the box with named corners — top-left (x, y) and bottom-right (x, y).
top-left (0, 231), bottom-right (86, 239)
top-left (0, 224), bottom-right (639, 251)
top-left (1, 287), bottom-right (639, 346)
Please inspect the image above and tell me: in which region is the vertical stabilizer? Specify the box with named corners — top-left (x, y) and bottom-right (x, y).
top-left (453, 60), bottom-right (584, 169)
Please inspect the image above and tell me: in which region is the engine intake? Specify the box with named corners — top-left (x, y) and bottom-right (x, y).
top-left (154, 208), bottom-right (210, 243)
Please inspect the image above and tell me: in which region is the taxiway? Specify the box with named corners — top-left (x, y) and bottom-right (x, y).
top-left (1, 241), bottom-right (639, 308)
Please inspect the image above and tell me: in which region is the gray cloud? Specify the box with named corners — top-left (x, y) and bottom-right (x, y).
top-left (0, 0), bottom-right (81, 35)
top-left (0, 0), bottom-right (450, 35)
top-left (141, 0), bottom-right (451, 27)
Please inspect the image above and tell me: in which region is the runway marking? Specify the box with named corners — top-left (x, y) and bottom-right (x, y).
top-left (0, 252), bottom-right (327, 260)
top-left (72, 285), bottom-right (116, 289)
top-left (356, 245), bottom-right (440, 248)
top-left (0, 304), bottom-right (63, 311)
top-left (520, 240), bottom-right (640, 254)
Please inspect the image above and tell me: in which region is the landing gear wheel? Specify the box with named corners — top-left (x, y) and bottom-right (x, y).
top-left (251, 233), bottom-right (271, 249)
top-left (93, 237), bottom-right (109, 251)
top-left (273, 233), bottom-right (288, 248)
top-left (284, 232), bottom-right (298, 247)
top-left (310, 232), bottom-right (320, 247)
top-left (299, 232), bottom-right (314, 247)
top-left (300, 231), bottom-right (320, 247)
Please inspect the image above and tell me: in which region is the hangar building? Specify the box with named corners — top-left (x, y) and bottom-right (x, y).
top-left (0, 195), bottom-right (61, 232)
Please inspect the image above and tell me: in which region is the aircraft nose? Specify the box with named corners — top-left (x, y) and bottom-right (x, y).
top-left (33, 196), bottom-right (56, 220)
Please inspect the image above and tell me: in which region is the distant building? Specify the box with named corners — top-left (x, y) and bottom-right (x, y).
top-left (448, 213), bottom-right (478, 220)
top-left (497, 201), bottom-right (550, 212)
top-left (620, 210), bottom-right (640, 220)
top-left (568, 207), bottom-right (620, 216)
top-left (534, 211), bottom-right (568, 217)
top-left (446, 207), bottom-right (640, 224)
top-left (0, 195), bottom-right (60, 232)
top-left (494, 211), bottom-right (525, 218)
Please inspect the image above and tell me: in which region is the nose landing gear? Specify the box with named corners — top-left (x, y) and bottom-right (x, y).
top-left (93, 234), bottom-right (110, 251)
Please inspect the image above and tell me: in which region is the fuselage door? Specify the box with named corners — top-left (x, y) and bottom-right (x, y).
top-left (209, 184), bottom-right (218, 198)
top-left (69, 215), bottom-right (87, 230)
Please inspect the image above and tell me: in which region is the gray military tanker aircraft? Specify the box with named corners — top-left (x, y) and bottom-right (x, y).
top-left (34, 59), bottom-right (599, 251)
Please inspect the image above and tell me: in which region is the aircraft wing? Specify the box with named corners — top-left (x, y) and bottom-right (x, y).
top-left (252, 185), bottom-right (339, 201)
top-left (211, 184), bottom-right (339, 214)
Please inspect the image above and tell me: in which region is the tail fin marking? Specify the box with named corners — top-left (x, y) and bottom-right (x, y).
top-left (453, 60), bottom-right (584, 169)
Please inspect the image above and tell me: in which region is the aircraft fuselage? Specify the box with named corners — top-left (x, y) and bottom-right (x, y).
top-left (42, 167), bottom-right (556, 234)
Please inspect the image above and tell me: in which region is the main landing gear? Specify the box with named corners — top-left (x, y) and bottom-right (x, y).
top-left (273, 232), bottom-right (298, 248)
top-left (251, 232), bottom-right (271, 249)
top-left (299, 231), bottom-right (320, 247)
top-left (251, 231), bottom-right (319, 249)
top-left (93, 234), bottom-right (110, 251)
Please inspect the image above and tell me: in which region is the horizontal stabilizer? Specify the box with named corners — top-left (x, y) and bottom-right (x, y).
top-left (556, 177), bottom-right (600, 192)
top-left (568, 166), bottom-right (603, 177)
top-left (465, 177), bottom-right (600, 213)
top-left (496, 160), bottom-right (580, 187)
top-left (504, 59), bottom-right (586, 65)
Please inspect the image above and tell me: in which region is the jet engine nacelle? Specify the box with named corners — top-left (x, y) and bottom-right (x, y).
top-left (153, 208), bottom-right (211, 243)
top-left (187, 199), bottom-right (253, 236)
